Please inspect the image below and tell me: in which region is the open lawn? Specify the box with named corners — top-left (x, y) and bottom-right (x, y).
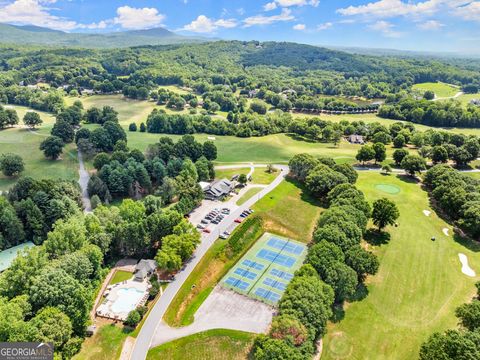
top-left (73, 323), bottom-right (132, 360)
top-left (108, 270), bottom-right (132, 285)
top-left (251, 168), bottom-right (278, 185)
top-left (412, 82), bottom-right (459, 98)
top-left (236, 187), bottom-right (263, 206)
top-left (465, 172), bottom-right (480, 180)
top-left (66, 95), bottom-right (158, 126)
top-left (322, 172), bottom-right (480, 360)
top-left (126, 131), bottom-right (363, 164)
top-left (252, 178), bottom-right (322, 241)
top-left (0, 107), bottom-right (78, 191)
top-left (454, 93), bottom-right (480, 106)
top-left (146, 329), bottom-right (256, 360)
top-left (215, 167), bottom-right (249, 181)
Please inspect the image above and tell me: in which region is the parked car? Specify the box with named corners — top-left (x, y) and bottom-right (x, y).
top-left (201, 219), bottom-right (209, 224)
top-left (221, 208), bottom-right (230, 214)
top-left (219, 232), bottom-right (229, 239)
top-left (234, 218), bottom-right (243, 223)
top-left (197, 224), bottom-right (205, 229)
top-left (203, 228), bottom-right (211, 233)
top-left (240, 213), bottom-right (248, 218)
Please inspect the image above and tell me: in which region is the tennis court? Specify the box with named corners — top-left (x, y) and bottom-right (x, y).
top-left (221, 232), bottom-right (306, 306)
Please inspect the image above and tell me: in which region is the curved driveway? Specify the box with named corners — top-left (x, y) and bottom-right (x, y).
top-left (130, 165), bottom-right (289, 360)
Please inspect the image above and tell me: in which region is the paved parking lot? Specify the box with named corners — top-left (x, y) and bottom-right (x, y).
top-left (188, 184), bottom-right (263, 236)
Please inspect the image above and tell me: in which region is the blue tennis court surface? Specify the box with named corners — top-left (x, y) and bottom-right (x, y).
top-left (225, 277), bottom-right (250, 290)
top-left (263, 277), bottom-right (287, 291)
top-left (234, 268), bottom-right (257, 280)
top-left (267, 237), bottom-right (305, 255)
top-left (257, 249), bottom-right (296, 268)
top-left (242, 259), bottom-right (264, 270)
top-left (221, 233), bottom-right (306, 306)
top-left (270, 268), bottom-right (294, 281)
top-left (255, 287), bottom-right (281, 303)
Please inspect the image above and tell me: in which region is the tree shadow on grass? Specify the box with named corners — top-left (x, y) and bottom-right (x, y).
top-left (350, 283), bottom-right (369, 303)
top-left (395, 173), bottom-right (419, 184)
top-left (285, 177), bottom-right (325, 208)
top-left (331, 303), bottom-right (345, 323)
top-left (453, 231), bottom-right (480, 253)
top-left (364, 229), bottom-right (391, 246)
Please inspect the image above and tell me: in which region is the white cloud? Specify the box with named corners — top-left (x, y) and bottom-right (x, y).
top-left (293, 23), bottom-right (306, 30)
top-left (264, 2), bottom-right (277, 11)
top-left (338, 0), bottom-right (476, 19)
top-left (182, 15), bottom-right (238, 33)
top-left (243, 8), bottom-right (295, 27)
top-left (237, 8), bottom-right (245, 15)
top-left (317, 22), bottom-right (333, 30)
top-left (417, 20), bottom-right (444, 30)
top-left (454, 1), bottom-right (480, 22)
top-left (0, 0), bottom-right (78, 31)
top-left (369, 20), bottom-right (403, 37)
top-left (264, 0), bottom-right (319, 10)
top-left (113, 6), bottom-right (165, 30)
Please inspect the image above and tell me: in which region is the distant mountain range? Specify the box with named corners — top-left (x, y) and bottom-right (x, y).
top-left (0, 23), bottom-right (210, 48)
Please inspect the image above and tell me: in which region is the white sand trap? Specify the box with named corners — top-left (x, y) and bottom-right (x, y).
top-left (459, 253), bottom-right (476, 277)
top-left (443, 228), bottom-right (449, 236)
top-left (423, 210), bottom-right (431, 217)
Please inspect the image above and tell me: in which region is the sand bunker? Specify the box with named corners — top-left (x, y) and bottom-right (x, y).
top-left (423, 210), bottom-right (431, 217)
top-left (443, 228), bottom-right (449, 236)
top-left (459, 253), bottom-right (476, 277)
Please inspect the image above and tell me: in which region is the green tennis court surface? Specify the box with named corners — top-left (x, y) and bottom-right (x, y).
top-left (221, 232), bottom-right (306, 306)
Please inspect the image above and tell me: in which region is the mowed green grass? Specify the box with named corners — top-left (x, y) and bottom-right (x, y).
top-left (0, 106), bottom-right (78, 191)
top-left (108, 270), bottom-right (132, 285)
top-left (412, 82), bottom-right (459, 98)
top-left (253, 178), bottom-right (322, 241)
top-left (66, 95), bottom-right (158, 126)
top-left (454, 93), bottom-right (480, 106)
top-left (322, 172), bottom-right (480, 360)
top-left (146, 329), bottom-right (256, 360)
top-left (126, 131), bottom-right (363, 164)
top-left (236, 187), bottom-right (263, 206)
top-left (73, 324), bottom-right (132, 360)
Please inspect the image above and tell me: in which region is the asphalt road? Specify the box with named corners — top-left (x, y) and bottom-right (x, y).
top-left (129, 165), bottom-right (289, 360)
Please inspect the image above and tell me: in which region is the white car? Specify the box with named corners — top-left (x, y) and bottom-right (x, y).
top-left (219, 232), bottom-right (229, 239)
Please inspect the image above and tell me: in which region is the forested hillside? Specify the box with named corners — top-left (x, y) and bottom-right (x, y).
top-left (1, 41), bottom-right (480, 100)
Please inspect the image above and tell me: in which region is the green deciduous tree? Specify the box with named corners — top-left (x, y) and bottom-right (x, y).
top-left (372, 198), bottom-right (399, 231)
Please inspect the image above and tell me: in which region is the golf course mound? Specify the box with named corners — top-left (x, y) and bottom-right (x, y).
top-left (328, 332), bottom-right (353, 359)
top-left (375, 184), bottom-right (401, 195)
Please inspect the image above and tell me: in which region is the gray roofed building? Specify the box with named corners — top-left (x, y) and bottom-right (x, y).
top-left (348, 135), bottom-right (365, 144)
top-left (134, 259), bottom-right (157, 281)
top-left (203, 179), bottom-right (234, 200)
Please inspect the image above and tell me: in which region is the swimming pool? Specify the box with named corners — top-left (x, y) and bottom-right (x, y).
top-left (111, 288), bottom-right (144, 313)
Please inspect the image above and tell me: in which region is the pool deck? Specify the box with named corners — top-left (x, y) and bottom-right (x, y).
top-left (97, 279), bottom-right (150, 321)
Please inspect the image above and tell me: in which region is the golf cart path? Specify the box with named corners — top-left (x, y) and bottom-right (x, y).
top-left (129, 164), bottom-right (289, 360)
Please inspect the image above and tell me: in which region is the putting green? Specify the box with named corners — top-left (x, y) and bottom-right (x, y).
top-left (375, 184), bottom-right (401, 194)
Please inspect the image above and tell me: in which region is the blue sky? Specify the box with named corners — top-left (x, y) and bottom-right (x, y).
top-left (0, 0), bottom-right (479, 53)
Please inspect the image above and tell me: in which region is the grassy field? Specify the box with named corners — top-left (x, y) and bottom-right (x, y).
top-left (108, 270), bottom-right (132, 285)
top-left (454, 93), bottom-right (480, 106)
top-left (73, 324), bottom-right (132, 360)
top-left (412, 82), bottom-right (459, 98)
top-left (465, 172), bottom-right (480, 180)
top-left (146, 329), bottom-right (256, 360)
top-left (0, 106), bottom-right (78, 191)
top-left (251, 168), bottom-right (278, 185)
top-left (322, 172), bottom-right (480, 360)
top-left (236, 187), bottom-right (263, 206)
top-left (252, 178), bottom-right (322, 241)
top-left (66, 95), bottom-right (158, 126)
top-left (215, 167), bottom-right (249, 181)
